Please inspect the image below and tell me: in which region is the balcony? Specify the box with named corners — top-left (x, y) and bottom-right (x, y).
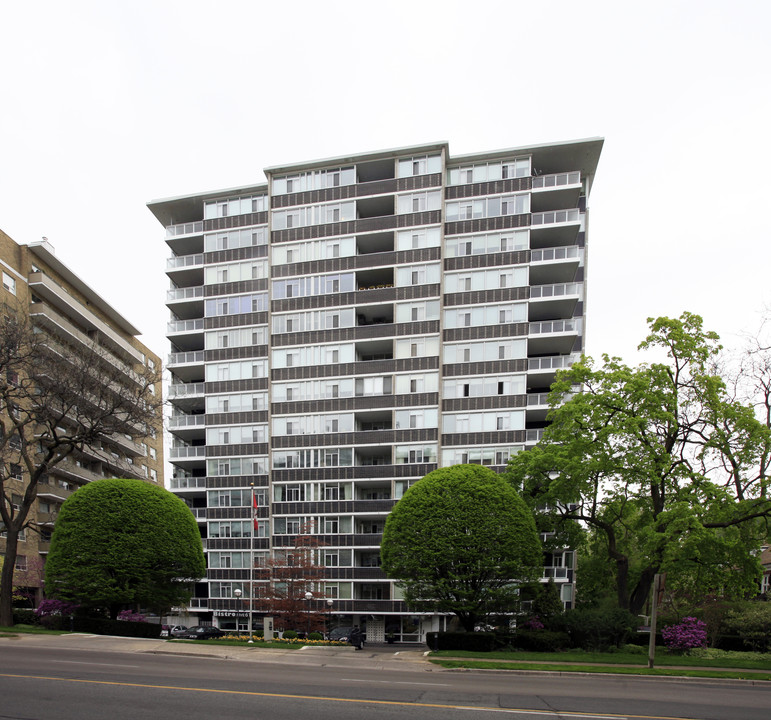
top-left (169, 413), bottom-right (206, 442)
top-left (169, 476), bottom-right (207, 491)
top-left (167, 319), bottom-right (205, 351)
top-left (526, 428), bottom-right (544, 445)
top-left (531, 172), bottom-right (581, 213)
top-left (165, 223), bottom-right (204, 256)
top-left (166, 254), bottom-right (204, 288)
top-left (169, 445), bottom-right (206, 465)
top-left (529, 246), bottom-right (582, 285)
top-left (165, 220), bottom-right (204, 239)
top-left (166, 286), bottom-right (205, 321)
top-left (527, 354), bottom-right (579, 388)
top-left (529, 318), bottom-right (582, 356)
top-left (530, 208), bottom-right (581, 248)
top-left (168, 382), bottom-right (205, 412)
top-left (529, 282), bottom-right (582, 321)
top-left (167, 350), bottom-right (205, 382)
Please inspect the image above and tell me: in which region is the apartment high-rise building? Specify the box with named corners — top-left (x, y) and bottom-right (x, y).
top-left (151, 138), bottom-right (602, 641)
top-left (0, 230), bottom-right (164, 603)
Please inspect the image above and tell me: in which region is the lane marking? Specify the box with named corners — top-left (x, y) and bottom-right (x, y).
top-left (50, 661), bottom-right (141, 668)
top-left (342, 678), bottom-right (451, 686)
top-left (0, 672), bottom-right (702, 720)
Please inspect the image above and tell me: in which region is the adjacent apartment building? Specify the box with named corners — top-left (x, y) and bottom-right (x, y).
top-left (0, 231), bottom-right (164, 601)
top-left (151, 138), bottom-right (602, 641)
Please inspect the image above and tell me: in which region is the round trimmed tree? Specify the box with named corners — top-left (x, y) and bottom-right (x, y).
top-left (45, 478), bottom-right (205, 618)
top-left (381, 464), bottom-right (542, 631)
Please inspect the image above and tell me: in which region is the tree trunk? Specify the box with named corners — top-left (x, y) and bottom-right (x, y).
top-left (629, 568), bottom-right (656, 617)
top-left (0, 531), bottom-right (19, 626)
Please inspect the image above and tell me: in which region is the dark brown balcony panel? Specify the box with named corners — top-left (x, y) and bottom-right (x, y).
top-left (445, 177), bottom-right (530, 199)
top-left (323, 567), bottom-right (389, 581)
top-left (270, 463), bottom-right (435, 483)
top-left (395, 283), bottom-right (441, 301)
top-left (206, 410), bottom-right (268, 426)
top-left (272, 500), bottom-right (355, 515)
top-left (442, 430), bottom-right (527, 446)
top-left (203, 244), bottom-right (268, 265)
top-left (271, 428), bottom-right (437, 449)
top-left (270, 320), bottom-right (440, 348)
top-left (273, 534), bottom-right (355, 548)
top-left (204, 212), bottom-right (269, 232)
top-left (208, 570), bottom-right (259, 582)
top-left (206, 475), bottom-right (269, 489)
top-left (321, 599), bottom-right (409, 614)
top-left (206, 537), bottom-right (269, 550)
top-left (271, 392), bottom-right (438, 416)
top-left (442, 358), bottom-right (528, 377)
top-left (444, 287), bottom-right (529, 307)
top-left (204, 312), bottom-right (268, 330)
top-left (444, 250), bottom-right (530, 272)
top-left (443, 322), bottom-right (528, 343)
top-left (271, 356), bottom-right (439, 381)
top-left (396, 173), bottom-right (443, 191)
top-left (271, 178), bottom-right (400, 209)
top-left (207, 506), bottom-right (269, 520)
top-left (204, 345), bottom-right (268, 362)
top-left (205, 377), bottom-right (269, 394)
top-left (204, 278), bottom-right (268, 298)
top-left (353, 533), bottom-right (383, 545)
top-left (205, 443), bottom-right (268, 457)
top-left (445, 213), bottom-right (529, 237)
top-left (442, 395), bottom-right (527, 412)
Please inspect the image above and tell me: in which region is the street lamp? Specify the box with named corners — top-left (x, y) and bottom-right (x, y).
top-left (326, 598), bottom-right (333, 639)
top-left (233, 588), bottom-right (242, 635)
top-left (304, 591), bottom-right (313, 637)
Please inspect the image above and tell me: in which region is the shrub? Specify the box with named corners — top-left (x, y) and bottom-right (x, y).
top-left (425, 631), bottom-right (496, 651)
top-left (563, 607), bottom-right (638, 650)
top-left (661, 617), bottom-right (707, 652)
top-left (12, 609), bottom-right (38, 625)
top-left (724, 603), bottom-right (771, 652)
top-left (514, 629), bottom-right (569, 652)
top-left (72, 616), bottom-right (162, 638)
top-left (117, 610), bottom-right (146, 623)
top-left (308, 631), bottom-right (324, 641)
top-left (282, 630), bottom-right (298, 639)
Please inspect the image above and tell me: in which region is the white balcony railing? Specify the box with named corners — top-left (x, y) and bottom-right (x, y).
top-left (165, 221), bottom-right (204, 238)
top-left (529, 319), bottom-right (582, 335)
top-left (169, 477), bottom-right (207, 490)
top-left (531, 208), bottom-right (580, 226)
top-left (530, 282), bottom-right (583, 300)
top-left (168, 351), bottom-right (205, 366)
top-left (167, 318), bottom-right (204, 334)
top-left (167, 254), bottom-right (204, 270)
top-left (532, 171), bottom-right (580, 189)
top-left (167, 286), bottom-right (204, 302)
top-left (168, 383), bottom-right (205, 398)
top-left (530, 246), bottom-right (582, 263)
top-left (169, 415), bottom-right (206, 430)
top-left (528, 355), bottom-right (580, 371)
top-left (541, 566), bottom-right (569, 580)
top-left (169, 446), bottom-right (206, 459)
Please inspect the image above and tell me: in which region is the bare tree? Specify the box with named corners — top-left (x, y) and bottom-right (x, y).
top-left (0, 308), bottom-right (161, 625)
top-left (255, 527), bottom-right (329, 633)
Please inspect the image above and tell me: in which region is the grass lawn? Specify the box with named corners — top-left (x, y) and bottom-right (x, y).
top-left (429, 648), bottom-right (771, 679)
top-left (0, 624), bottom-right (67, 636)
top-left (431, 648), bottom-right (771, 670)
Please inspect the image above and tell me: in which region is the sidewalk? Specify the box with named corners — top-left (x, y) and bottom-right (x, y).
top-left (0, 632), bottom-right (430, 671)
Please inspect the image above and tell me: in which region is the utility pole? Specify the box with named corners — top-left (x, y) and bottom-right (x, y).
top-left (648, 573), bottom-right (666, 669)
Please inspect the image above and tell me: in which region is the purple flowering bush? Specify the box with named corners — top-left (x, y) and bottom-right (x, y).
top-left (35, 599), bottom-right (79, 618)
top-left (661, 616), bottom-right (707, 652)
top-left (117, 610), bottom-right (146, 623)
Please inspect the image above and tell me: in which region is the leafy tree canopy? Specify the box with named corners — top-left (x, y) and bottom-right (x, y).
top-left (505, 313), bottom-right (771, 616)
top-left (45, 478), bottom-right (205, 618)
top-left (380, 464), bottom-right (542, 631)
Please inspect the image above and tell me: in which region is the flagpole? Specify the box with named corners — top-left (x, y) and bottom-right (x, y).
top-left (249, 481), bottom-right (255, 643)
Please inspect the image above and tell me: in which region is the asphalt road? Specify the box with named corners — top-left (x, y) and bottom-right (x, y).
top-left (0, 635), bottom-right (768, 720)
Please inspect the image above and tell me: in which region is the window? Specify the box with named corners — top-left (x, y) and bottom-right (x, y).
top-left (2, 272), bottom-right (16, 295)
top-left (14, 555), bottom-right (27, 572)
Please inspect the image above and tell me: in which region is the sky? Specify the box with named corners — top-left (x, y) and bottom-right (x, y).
top-left (1, 0), bottom-right (770, 367)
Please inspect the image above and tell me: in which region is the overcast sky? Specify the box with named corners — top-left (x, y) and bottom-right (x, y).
top-left (1, 0), bottom-right (769, 367)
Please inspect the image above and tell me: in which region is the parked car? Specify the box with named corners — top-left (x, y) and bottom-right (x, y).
top-left (169, 625), bottom-right (189, 637)
top-left (327, 626), bottom-right (353, 642)
top-left (179, 625), bottom-right (225, 640)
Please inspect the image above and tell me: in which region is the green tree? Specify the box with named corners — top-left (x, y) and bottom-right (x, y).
top-left (505, 313), bottom-right (771, 616)
top-left (45, 478), bottom-right (205, 618)
top-left (380, 464), bottom-right (542, 632)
